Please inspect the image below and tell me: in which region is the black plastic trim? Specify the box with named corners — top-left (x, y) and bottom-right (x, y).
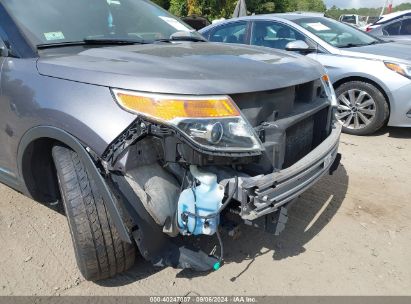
top-left (111, 174), bottom-right (219, 271)
top-left (102, 118), bottom-right (262, 165)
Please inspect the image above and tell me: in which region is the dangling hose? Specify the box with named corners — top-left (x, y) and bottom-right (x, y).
top-left (214, 228), bottom-right (224, 270)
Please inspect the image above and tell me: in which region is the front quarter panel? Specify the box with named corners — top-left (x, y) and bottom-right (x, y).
top-left (314, 52), bottom-right (409, 95)
top-left (313, 53), bottom-right (411, 126)
top-left (0, 57), bottom-right (137, 175)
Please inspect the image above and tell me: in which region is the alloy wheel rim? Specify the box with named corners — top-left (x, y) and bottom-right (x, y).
top-left (336, 89), bottom-right (377, 130)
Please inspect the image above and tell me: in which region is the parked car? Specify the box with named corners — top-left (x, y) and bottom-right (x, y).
top-left (0, 0), bottom-right (341, 280)
top-left (366, 9), bottom-right (411, 32)
top-left (360, 16), bottom-right (380, 31)
top-left (200, 13), bottom-right (411, 135)
top-left (339, 14), bottom-right (367, 28)
top-left (369, 16), bottom-right (411, 42)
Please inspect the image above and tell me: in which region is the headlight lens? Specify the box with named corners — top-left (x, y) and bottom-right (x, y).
top-left (321, 74), bottom-right (337, 107)
top-left (113, 89), bottom-right (263, 152)
top-left (385, 62), bottom-right (411, 79)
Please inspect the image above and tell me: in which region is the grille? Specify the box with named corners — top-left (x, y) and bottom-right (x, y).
top-left (283, 107), bottom-right (330, 169)
top-left (230, 79), bottom-right (323, 128)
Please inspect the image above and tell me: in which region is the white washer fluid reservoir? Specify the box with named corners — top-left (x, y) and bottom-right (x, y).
top-left (177, 166), bottom-right (225, 235)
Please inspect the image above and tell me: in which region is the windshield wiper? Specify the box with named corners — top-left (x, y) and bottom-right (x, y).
top-left (37, 41), bottom-right (87, 49)
top-left (83, 38), bottom-right (148, 45)
top-left (366, 40), bottom-right (381, 45)
top-left (339, 43), bottom-right (368, 48)
top-left (155, 37), bottom-right (207, 43)
top-left (37, 38), bottom-right (147, 49)
top-left (339, 41), bottom-right (380, 48)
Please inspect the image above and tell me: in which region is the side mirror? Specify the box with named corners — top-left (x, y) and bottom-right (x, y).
top-left (0, 40), bottom-right (9, 57)
top-left (285, 40), bottom-right (315, 54)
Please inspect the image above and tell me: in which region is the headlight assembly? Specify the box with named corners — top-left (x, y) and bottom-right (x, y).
top-left (112, 89), bottom-right (263, 152)
top-left (321, 74), bottom-right (337, 107)
top-left (385, 62), bottom-right (411, 79)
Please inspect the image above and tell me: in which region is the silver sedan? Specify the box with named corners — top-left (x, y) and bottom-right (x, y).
top-left (200, 13), bottom-right (411, 135)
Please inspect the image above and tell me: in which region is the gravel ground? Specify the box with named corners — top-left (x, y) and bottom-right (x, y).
top-left (0, 127), bottom-right (410, 296)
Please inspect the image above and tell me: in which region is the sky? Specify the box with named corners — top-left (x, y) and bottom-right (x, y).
top-left (325, 0), bottom-right (410, 9)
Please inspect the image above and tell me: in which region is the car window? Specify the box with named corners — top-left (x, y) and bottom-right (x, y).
top-left (251, 21), bottom-right (306, 50)
top-left (400, 19), bottom-right (411, 35)
top-left (1, 0), bottom-right (195, 46)
top-left (359, 16), bottom-right (367, 23)
top-left (341, 16), bottom-right (356, 24)
top-left (295, 17), bottom-right (379, 48)
top-left (368, 16), bottom-right (380, 24)
top-left (209, 22), bottom-right (247, 44)
top-left (383, 20), bottom-right (401, 36)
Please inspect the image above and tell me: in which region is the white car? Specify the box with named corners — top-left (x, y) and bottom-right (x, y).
top-left (339, 14), bottom-right (367, 28)
top-left (366, 10), bottom-right (411, 32)
top-left (360, 16), bottom-right (381, 31)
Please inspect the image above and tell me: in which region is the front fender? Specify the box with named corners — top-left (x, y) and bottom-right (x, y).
top-left (0, 58), bottom-right (137, 174)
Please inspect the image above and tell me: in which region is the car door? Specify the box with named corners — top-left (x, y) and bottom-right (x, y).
top-left (248, 20), bottom-right (351, 84)
top-left (382, 19), bottom-right (402, 37)
top-left (0, 36), bottom-right (15, 179)
top-left (250, 20), bottom-right (319, 50)
top-left (249, 20), bottom-right (320, 61)
top-left (0, 11), bottom-right (35, 186)
top-left (207, 20), bottom-right (250, 45)
top-left (398, 18), bottom-right (411, 39)
top-left (377, 18), bottom-right (411, 42)
top-left (0, 30), bottom-right (9, 167)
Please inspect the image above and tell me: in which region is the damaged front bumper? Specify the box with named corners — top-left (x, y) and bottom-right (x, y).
top-left (101, 98), bottom-right (342, 272)
top-left (223, 123), bottom-right (342, 222)
top-left (110, 124), bottom-right (341, 273)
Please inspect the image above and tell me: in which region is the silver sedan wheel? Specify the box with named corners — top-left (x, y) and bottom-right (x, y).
top-left (336, 89), bottom-right (377, 130)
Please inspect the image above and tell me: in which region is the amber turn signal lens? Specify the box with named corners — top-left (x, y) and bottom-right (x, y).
top-left (385, 62), bottom-right (406, 76)
top-left (322, 74), bottom-right (330, 82)
top-left (114, 91), bottom-right (240, 121)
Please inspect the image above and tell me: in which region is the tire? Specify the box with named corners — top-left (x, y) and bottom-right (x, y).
top-left (52, 145), bottom-right (136, 281)
top-left (335, 81), bottom-right (389, 135)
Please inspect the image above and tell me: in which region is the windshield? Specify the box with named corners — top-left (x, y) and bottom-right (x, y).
top-left (2, 0), bottom-right (197, 46)
top-left (295, 17), bottom-right (380, 48)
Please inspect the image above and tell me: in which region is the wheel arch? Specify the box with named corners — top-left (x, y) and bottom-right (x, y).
top-left (17, 126), bottom-right (132, 243)
top-left (19, 137), bottom-right (60, 203)
top-left (332, 76), bottom-right (391, 112)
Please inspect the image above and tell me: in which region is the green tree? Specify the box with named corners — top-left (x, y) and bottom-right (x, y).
top-left (325, 2), bottom-right (411, 20)
top-left (169, 0), bottom-right (187, 16)
top-left (159, 0), bottom-right (329, 18)
top-left (287, 0), bottom-right (326, 12)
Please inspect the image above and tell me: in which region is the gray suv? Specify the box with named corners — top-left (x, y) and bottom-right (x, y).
top-left (0, 0), bottom-right (341, 280)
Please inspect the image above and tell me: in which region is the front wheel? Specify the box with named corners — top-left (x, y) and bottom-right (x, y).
top-left (52, 145), bottom-right (136, 281)
top-left (335, 81), bottom-right (389, 135)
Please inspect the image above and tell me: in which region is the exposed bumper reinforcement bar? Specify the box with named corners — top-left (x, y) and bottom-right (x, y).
top-left (228, 124), bottom-right (342, 221)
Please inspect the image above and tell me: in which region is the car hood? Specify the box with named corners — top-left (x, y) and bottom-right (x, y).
top-left (37, 42), bottom-right (323, 95)
top-left (381, 37), bottom-right (411, 44)
top-left (341, 42), bottom-right (411, 63)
